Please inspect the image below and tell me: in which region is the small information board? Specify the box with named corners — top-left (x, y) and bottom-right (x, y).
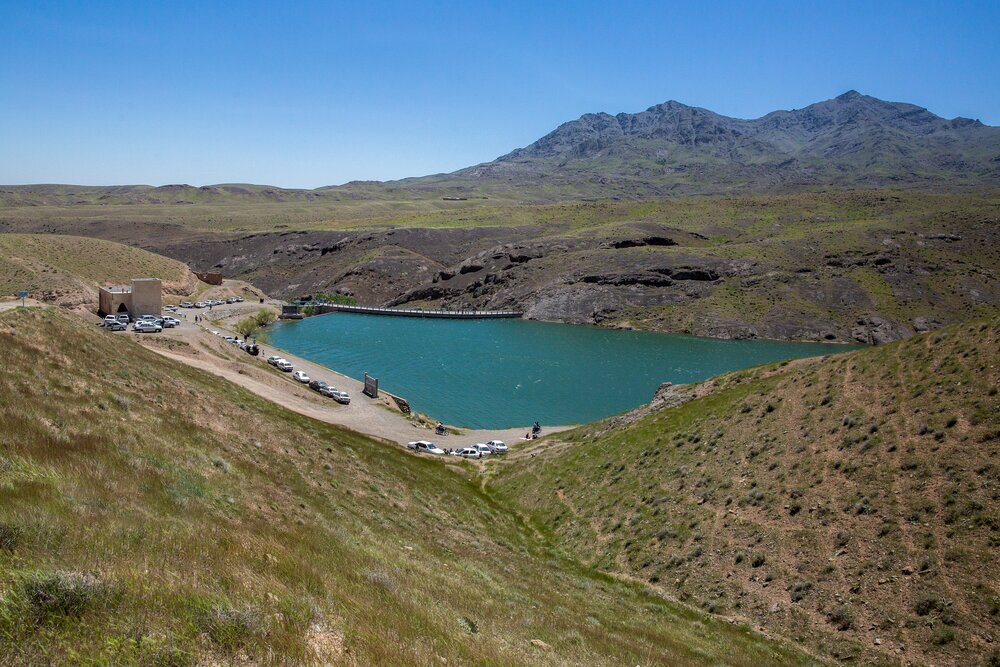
top-left (363, 373), bottom-right (379, 398)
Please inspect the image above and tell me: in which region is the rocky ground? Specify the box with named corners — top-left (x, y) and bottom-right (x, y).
top-left (4, 190), bottom-right (998, 343)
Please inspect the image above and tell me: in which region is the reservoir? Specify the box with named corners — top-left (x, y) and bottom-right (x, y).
top-left (266, 313), bottom-right (854, 429)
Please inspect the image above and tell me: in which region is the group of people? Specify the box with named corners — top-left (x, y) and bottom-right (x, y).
top-left (433, 419), bottom-right (542, 441)
top-left (523, 421), bottom-right (541, 440)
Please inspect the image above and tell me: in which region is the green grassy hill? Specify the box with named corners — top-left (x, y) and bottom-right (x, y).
top-left (0, 307), bottom-right (814, 666)
top-left (0, 234), bottom-right (198, 305)
top-left (490, 319), bottom-right (1000, 665)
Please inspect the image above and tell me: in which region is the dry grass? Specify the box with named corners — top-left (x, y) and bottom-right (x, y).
top-left (0, 234), bottom-right (197, 304)
top-left (491, 318), bottom-right (1000, 666)
top-left (0, 307), bottom-right (816, 666)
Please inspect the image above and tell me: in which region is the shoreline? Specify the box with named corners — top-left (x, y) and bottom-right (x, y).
top-left (147, 292), bottom-right (571, 447)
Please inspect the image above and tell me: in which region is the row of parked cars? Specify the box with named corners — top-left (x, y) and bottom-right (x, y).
top-left (178, 296), bottom-right (244, 309)
top-left (264, 356), bottom-right (352, 404)
top-left (101, 313), bottom-right (180, 332)
top-left (407, 440), bottom-right (508, 458)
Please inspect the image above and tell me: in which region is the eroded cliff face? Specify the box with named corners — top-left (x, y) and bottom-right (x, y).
top-left (141, 211), bottom-right (1000, 344)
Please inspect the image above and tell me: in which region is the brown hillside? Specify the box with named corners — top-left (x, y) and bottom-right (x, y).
top-left (0, 234), bottom-right (198, 308)
top-left (491, 318), bottom-right (1000, 665)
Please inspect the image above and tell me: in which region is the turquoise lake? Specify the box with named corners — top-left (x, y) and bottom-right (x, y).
top-left (266, 313), bottom-right (854, 429)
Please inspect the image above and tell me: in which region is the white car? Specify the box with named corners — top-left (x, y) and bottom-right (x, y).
top-left (330, 390), bottom-right (350, 405)
top-left (162, 316), bottom-right (180, 328)
top-left (485, 440), bottom-right (508, 454)
top-left (267, 355), bottom-right (282, 366)
top-left (450, 447), bottom-right (482, 459)
top-left (408, 441), bottom-right (445, 455)
top-left (292, 370), bottom-right (310, 383)
top-left (179, 301), bottom-right (194, 308)
top-left (102, 314), bottom-right (118, 326)
top-left (275, 359), bottom-right (293, 372)
top-left (194, 302), bottom-right (207, 308)
top-left (472, 444), bottom-right (493, 457)
top-left (132, 321), bottom-right (162, 333)
top-left (227, 297), bottom-right (239, 304)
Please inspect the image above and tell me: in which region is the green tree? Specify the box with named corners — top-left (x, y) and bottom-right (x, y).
top-left (254, 308), bottom-right (277, 327)
top-left (234, 317), bottom-right (260, 339)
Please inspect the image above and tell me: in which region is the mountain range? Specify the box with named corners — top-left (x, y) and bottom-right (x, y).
top-left (437, 91), bottom-right (1000, 196)
top-left (2, 92), bottom-right (998, 205)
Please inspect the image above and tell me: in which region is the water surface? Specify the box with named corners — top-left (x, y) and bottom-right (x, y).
top-left (267, 313), bottom-right (853, 428)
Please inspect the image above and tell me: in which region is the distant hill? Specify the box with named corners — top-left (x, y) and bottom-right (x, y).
top-left (0, 233), bottom-right (198, 307)
top-left (445, 91), bottom-right (1000, 196)
top-left (3, 92), bottom-right (999, 204)
top-left (492, 317), bottom-right (1000, 665)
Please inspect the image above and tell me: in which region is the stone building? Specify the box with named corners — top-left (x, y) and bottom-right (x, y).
top-left (98, 278), bottom-right (162, 320)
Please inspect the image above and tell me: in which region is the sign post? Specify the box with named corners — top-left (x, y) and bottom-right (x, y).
top-left (363, 372), bottom-right (379, 398)
top-left (18, 291), bottom-right (28, 307)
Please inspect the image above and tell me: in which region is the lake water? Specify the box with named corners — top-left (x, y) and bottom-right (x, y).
top-left (266, 313), bottom-right (854, 429)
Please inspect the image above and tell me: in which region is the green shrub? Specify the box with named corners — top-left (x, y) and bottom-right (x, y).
top-left (17, 571), bottom-right (118, 622)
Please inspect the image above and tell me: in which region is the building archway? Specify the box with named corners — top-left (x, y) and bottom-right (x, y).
top-left (116, 303), bottom-right (130, 319)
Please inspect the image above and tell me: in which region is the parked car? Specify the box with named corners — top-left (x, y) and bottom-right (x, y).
top-left (234, 296), bottom-right (244, 302)
top-left (107, 321), bottom-right (127, 331)
top-left (227, 297), bottom-right (239, 304)
top-left (267, 355), bottom-right (282, 366)
top-left (451, 447), bottom-right (482, 459)
top-left (292, 370), bottom-right (310, 383)
top-left (162, 317), bottom-right (180, 328)
top-left (132, 321), bottom-right (162, 333)
top-left (407, 441), bottom-right (445, 455)
top-left (485, 440), bottom-right (508, 454)
top-left (308, 379), bottom-right (328, 392)
top-left (245, 344), bottom-right (259, 356)
top-left (194, 302), bottom-right (207, 308)
top-left (223, 335), bottom-right (236, 343)
top-left (275, 359), bottom-right (293, 372)
top-left (179, 301), bottom-right (194, 308)
top-left (116, 313), bottom-right (130, 324)
top-left (103, 315), bottom-right (118, 326)
top-left (330, 390), bottom-right (351, 405)
top-left (472, 444), bottom-right (493, 457)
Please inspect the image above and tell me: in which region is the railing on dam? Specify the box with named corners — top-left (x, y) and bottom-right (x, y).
top-left (315, 303), bottom-right (523, 319)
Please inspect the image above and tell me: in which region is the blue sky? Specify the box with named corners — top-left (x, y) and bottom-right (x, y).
top-left (1, 0), bottom-right (997, 188)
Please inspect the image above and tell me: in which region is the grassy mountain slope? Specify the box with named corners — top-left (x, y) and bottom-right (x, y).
top-left (0, 234), bottom-right (198, 305)
top-left (0, 307), bottom-right (814, 666)
top-left (490, 319), bottom-right (1000, 665)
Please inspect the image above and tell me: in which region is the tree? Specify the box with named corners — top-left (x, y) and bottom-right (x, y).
top-left (254, 308), bottom-right (276, 327)
top-left (234, 316), bottom-right (260, 340)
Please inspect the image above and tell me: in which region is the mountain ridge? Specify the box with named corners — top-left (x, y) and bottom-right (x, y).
top-left (448, 90), bottom-right (1000, 195)
top-left (2, 92), bottom-right (998, 200)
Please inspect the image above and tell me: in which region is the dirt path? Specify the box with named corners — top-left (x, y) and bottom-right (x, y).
top-left (137, 303), bottom-right (570, 448)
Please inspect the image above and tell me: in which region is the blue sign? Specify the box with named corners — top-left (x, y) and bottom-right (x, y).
top-left (18, 291), bottom-right (28, 298)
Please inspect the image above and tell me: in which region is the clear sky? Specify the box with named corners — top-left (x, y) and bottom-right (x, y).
top-left (1, 0), bottom-right (997, 188)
